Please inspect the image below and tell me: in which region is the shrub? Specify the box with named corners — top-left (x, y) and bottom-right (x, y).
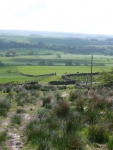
top-left (25, 121), bottom-right (50, 146)
top-left (75, 99), bottom-right (84, 112)
top-left (75, 63), bottom-right (81, 66)
top-left (54, 92), bottom-right (62, 100)
top-left (107, 137), bottom-right (113, 150)
top-left (54, 100), bottom-right (69, 117)
top-left (87, 125), bottom-right (109, 143)
top-left (11, 114), bottom-right (22, 125)
top-left (46, 61), bottom-right (54, 66)
top-left (108, 91), bottom-right (113, 96)
top-left (16, 91), bottom-right (37, 106)
top-left (16, 108), bottom-right (26, 114)
top-left (37, 139), bottom-right (50, 150)
top-left (69, 91), bottom-right (81, 101)
top-left (104, 111), bottom-right (113, 131)
top-left (0, 131), bottom-right (7, 144)
top-left (16, 98), bottom-right (25, 106)
top-left (46, 116), bottom-right (58, 131)
top-left (52, 132), bottom-right (84, 150)
top-left (84, 106), bottom-right (100, 124)
top-left (38, 61), bottom-right (46, 66)
top-left (42, 96), bottom-right (51, 107)
top-left (65, 60), bottom-right (73, 66)
top-left (0, 98), bottom-right (11, 117)
top-left (64, 112), bottom-right (83, 133)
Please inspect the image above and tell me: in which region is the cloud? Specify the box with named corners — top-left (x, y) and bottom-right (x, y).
top-left (0, 0), bottom-right (113, 34)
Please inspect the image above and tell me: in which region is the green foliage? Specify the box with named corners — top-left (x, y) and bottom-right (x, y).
top-left (84, 107), bottom-right (99, 124)
top-left (5, 49), bottom-right (16, 57)
top-left (38, 61), bottom-right (46, 66)
top-left (25, 99), bottom-right (84, 149)
top-left (56, 53), bottom-right (61, 59)
top-left (2, 85), bottom-right (113, 149)
top-left (15, 90), bottom-right (38, 106)
top-left (25, 115), bottom-right (51, 147)
top-left (87, 125), bottom-right (109, 143)
top-left (52, 132), bottom-right (85, 150)
top-left (0, 61), bottom-right (4, 67)
top-left (0, 64), bottom-right (111, 83)
top-left (2, 35), bottom-right (113, 149)
top-left (42, 96), bottom-right (51, 107)
top-left (0, 131), bottom-right (7, 145)
top-left (69, 90), bottom-right (81, 101)
top-left (0, 98), bottom-right (11, 117)
top-left (98, 70), bottom-right (113, 84)
top-left (27, 50), bottom-right (33, 55)
top-left (54, 100), bottom-right (70, 117)
top-left (65, 60), bottom-right (73, 66)
top-left (75, 62), bottom-right (81, 66)
top-left (16, 108), bottom-right (26, 114)
top-left (11, 114), bottom-right (22, 125)
top-left (75, 99), bottom-right (84, 112)
top-left (46, 61), bottom-right (54, 66)
top-left (107, 137), bottom-right (113, 150)
top-left (97, 63), bottom-right (105, 66)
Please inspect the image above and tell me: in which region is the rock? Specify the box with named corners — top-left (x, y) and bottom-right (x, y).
top-left (16, 142), bottom-right (21, 145)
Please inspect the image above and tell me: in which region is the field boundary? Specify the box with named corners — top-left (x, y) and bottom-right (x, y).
top-left (19, 72), bottom-right (55, 77)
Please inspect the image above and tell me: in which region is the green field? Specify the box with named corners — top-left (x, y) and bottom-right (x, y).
top-left (0, 35), bottom-right (113, 83)
top-left (0, 65), bottom-right (111, 83)
top-left (17, 66), bottom-right (111, 75)
top-left (0, 53), bottom-right (113, 66)
top-left (0, 52), bottom-right (113, 83)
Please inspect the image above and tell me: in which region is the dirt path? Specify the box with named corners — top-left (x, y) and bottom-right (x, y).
top-left (8, 131), bottom-right (22, 150)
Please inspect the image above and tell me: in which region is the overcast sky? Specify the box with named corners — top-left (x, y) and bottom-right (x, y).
top-left (0, 0), bottom-right (113, 35)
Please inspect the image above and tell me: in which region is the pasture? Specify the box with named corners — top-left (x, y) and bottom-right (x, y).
top-left (0, 47), bottom-right (113, 83)
top-left (0, 53), bottom-right (113, 66)
top-left (0, 65), bottom-right (111, 83)
top-left (0, 36), bottom-right (113, 83)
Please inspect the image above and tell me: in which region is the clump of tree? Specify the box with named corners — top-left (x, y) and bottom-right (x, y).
top-left (0, 61), bottom-right (4, 67)
top-left (27, 50), bottom-right (33, 55)
top-left (65, 60), bottom-right (73, 66)
top-left (56, 54), bottom-right (61, 59)
top-left (46, 61), bottom-right (54, 66)
top-left (84, 63), bottom-right (89, 66)
top-left (5, 49), bottom-right (16, 57)
top-left (97, 63), bottom-right (105, 66)
top-left (38, 61), bottom-right (46, 66)
top-left (75, 62), bottom-right (81, 66)
top-left (97, 67), bottom-right (113, 84)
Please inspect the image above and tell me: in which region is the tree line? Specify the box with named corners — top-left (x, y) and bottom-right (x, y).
top-left (0, 40), bottom-right (109, 55)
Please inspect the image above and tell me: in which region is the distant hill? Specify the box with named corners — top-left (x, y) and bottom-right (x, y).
top-left (0, 30), bottom-right (113, 39)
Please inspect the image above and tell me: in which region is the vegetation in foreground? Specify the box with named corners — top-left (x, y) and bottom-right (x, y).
top-left (0, 82), bottom-right (113, 149)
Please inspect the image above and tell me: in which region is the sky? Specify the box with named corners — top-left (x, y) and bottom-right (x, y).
top-left (0, 0), bottom-right (113, 35)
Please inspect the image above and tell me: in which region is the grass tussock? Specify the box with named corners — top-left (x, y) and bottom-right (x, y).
top-left (11, 114), bottom-right (22, 125)
top-left (0, 98), bottom-right (11, 117)
top-left (1, 83), bottom-right (113, 149)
